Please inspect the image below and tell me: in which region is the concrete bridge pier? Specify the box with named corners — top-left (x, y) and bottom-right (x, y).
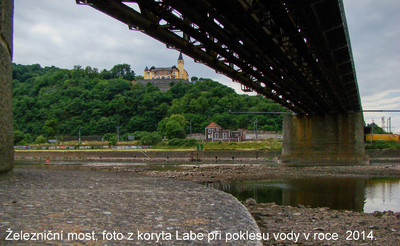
top-left (0, 0), bottom-right (14, 173)
top-left (279, 112), bottom-right (369, 166)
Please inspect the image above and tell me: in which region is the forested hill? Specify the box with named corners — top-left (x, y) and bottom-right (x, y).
top-left (12, 63), bottom-right (288, 144)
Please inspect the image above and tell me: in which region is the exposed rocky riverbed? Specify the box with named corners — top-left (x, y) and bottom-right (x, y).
top-left (96, 163), bottom-right (400, 245)
top-left (100, 163), bottom-right (400, 183)
top-left (245, 201), bottom-right (400, 245)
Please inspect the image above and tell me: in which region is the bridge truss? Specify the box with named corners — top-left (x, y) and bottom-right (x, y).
top-left (77, 0), bottom-right (362, 115)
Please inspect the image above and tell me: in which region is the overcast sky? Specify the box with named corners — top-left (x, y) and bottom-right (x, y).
top-left (12, 0), bottom-right (400, 133)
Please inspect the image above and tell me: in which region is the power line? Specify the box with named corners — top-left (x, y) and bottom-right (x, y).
top-left (229, 110), bottom-right (291, 115)
top-left (362, 110), bottom-right (400, 113)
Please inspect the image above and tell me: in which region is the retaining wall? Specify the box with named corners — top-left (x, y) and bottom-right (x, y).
top-left (15, 150), bottom-right (281, 162)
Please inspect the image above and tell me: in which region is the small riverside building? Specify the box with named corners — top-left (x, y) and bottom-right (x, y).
top-left (205, 122), bottom-right (245, 142)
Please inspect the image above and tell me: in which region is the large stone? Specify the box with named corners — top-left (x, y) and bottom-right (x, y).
top-left (279, 112), bottom-right (368, 166)
top-left (0, 0), bottom-right (14, 173)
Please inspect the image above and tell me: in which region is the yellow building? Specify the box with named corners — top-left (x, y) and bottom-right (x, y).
top-left (365, 134), bottom-right (400, 142)
top-left (144, 52), bottom-right (189, 80)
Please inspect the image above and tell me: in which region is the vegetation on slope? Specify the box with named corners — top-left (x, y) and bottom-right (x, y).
top-left (12, 63), bottom-right (288, 145)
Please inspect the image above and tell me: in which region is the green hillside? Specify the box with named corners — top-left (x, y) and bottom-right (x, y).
top-left (12, 63), bottom-right (288, 145)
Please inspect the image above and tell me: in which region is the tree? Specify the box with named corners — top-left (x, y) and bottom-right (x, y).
top-left (165, 120), bottom-right (186, 139)
top-left (366, 123), bottom-right (386, 134)
top-left (140, 132), bottom-right (162, 145)
top-left (43, 119), bottom-right (58, 137)
top-left (110, 64), bottom-right (135, 81)
top-left (191, 76), bottom-right (198, 83)
top-left (168, 114), bottom-right (187, 127)
top-left (14, 130), bottom-right (25, 145)
top-left (109, 135), bottom-right (118, 146)
top-left (135, 75), bottom-right (144, 80)
top-left (34, 135), bottom-right (47, 144)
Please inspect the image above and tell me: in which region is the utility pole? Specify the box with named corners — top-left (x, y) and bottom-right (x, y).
top-left (116, 116), bottom-right (120, 142)
top-left (371, 119), bottom-right (374, 144)
top-left (250, 119), bottom-right (258, 139)
top-left (78, 127), bottom-right (83, 143)
top-left (255, 119), bottom-right (258, 139)
top-left (189, 121), bottom-right (192, 139)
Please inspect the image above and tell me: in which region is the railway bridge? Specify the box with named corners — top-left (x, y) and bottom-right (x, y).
top-left (0, 0), bottom-right (368, 172)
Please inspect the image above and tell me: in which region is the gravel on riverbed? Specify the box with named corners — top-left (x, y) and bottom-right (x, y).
top-left (115, 163), bottom-right (400, 183)
top-left (244, 201), bottom-right (400, 246)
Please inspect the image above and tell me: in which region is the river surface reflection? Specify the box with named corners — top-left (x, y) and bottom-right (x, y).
top-left (206, 177), bottom-right (400, 213)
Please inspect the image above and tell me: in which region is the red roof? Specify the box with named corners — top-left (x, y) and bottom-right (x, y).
top-left (206, 122), bottom-right (222, 129)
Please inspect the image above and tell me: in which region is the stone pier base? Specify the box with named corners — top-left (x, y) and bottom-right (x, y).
top-left (279, 112), bottom-right (368, 166)
top-left (0, 0), bottom-right (14, 173)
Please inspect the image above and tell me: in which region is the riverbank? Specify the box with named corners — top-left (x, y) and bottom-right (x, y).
top-left (14, 148), bottom-right (400, 164)
top-left (87, 163), bottom-right (400, 183)
top-left (14, 149), bottom-right (280, 163)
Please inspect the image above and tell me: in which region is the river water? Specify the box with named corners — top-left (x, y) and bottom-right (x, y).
top-left (206, 177), bottom-right (400, 213)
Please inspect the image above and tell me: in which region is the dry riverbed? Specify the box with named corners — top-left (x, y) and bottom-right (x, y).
top-left (100, 163), bottom-right (400, 182)
top-left (245, 201), bottom-right (400, 245)
top-left (91, 163), bottom-right (400, 245)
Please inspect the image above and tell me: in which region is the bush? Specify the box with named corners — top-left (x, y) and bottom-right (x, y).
top-left (133, 131), bottom-right (148, 140)
top-left (14, 130), bottom-right (25, 145)
top-left (140, 132), bottom-right (162, 145)
top-left (108, 136), bottom-right (118, 146)
top-left (103, 133), bottom-right (116, 141)
top-left (16, 140), bottom-right (28, 146)
top-left (365, 141), bottom-right (400, 149)
top-left (34, 135), bottom-right (47, 144)
top-left (168, 138), bottom-right (197, 147)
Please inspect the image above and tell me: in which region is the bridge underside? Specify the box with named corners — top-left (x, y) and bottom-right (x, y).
top-left (76, 0), bottom-right (366, 165)
top-left (77, 0), bottom-right (362, 115)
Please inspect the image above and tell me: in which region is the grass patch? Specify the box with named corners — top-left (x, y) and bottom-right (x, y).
top-left (153, 139), bottom-right (198, 150)
top-left (152, 139), bottom-right (282, 151)
top-left (203, 139), bottom-right (282, 151)
top-left (365, 141), bottom-right (400, 149)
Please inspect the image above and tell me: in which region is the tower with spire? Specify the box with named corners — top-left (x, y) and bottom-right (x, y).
top-left (177, 52), bottom-right (184, 79)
